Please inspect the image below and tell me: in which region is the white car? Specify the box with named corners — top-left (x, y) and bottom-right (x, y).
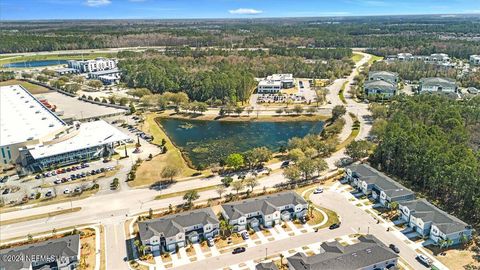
top-left (416, 254), bottom-right (431, 266)
top-left (63, 188), bottom-right (71, 194)
top-left (313, 187), bottom-right (324, 194)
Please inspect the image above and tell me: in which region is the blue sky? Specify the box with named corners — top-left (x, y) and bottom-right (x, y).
top-left (1, 0), bottom-right (479, 20)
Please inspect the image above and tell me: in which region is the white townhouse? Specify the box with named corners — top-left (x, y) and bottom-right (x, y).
top-left (398, 199), bottom-right (472, 246)
top-left (345, 164), bottom-right (415, 207)
top-left (138, 208), bottom-right (219, 253)
top-left (221, 191), bottom-right (308, 232)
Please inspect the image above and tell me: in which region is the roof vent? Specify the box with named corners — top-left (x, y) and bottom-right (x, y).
top-left (366, 248), bottom-right (372, 253)
top-left (352, 252), bottom-right (357, 257)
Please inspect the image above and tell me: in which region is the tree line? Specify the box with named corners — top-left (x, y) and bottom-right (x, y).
top-left (370, 95), bottom-right (480, 227)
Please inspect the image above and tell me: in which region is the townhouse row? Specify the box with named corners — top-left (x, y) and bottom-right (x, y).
top-left (138, 192), bottom-right (308, 253)
top-left (344, 164), bottom-right (473, 246)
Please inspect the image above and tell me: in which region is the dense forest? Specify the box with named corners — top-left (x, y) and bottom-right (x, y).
top-left (370, 95), bottom-right (480, 227)
top-left (119, 51), bottom-right (353, 102)
top-left (1, 15), bottom-right (479, 58)
top-left (369, 61), bottom-right (458, 82)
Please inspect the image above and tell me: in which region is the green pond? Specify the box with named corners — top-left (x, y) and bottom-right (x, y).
top-left (158, 118), bottom-right (324, 168)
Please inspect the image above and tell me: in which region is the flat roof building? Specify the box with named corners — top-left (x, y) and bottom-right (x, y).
top-left (68, 57), bottom-right (117, 73)
top-left (0, 85), bottom-right (67, 166)
top-left (0, 235), bottom-right (80, 270)
top-left (257, 74), bottom-right (294, 93)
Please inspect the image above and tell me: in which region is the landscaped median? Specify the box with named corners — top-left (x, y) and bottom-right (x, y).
top-left (1, 207), bottom-right (81, 226)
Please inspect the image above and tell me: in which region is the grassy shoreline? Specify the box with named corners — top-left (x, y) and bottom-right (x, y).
top-left (157, 111), bottom-right (329, 122)
top-left (0, 52), bottom-right (116, 66)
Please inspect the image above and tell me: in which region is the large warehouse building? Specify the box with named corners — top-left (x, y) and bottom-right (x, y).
top-left (0, 85), bottom-right (130, 173)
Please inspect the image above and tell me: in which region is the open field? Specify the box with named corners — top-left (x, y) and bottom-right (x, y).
top-left (0, 52), bottom-right (116, 66)
top-left (351, 53), bottom-right (363, 63)
top-left (424, 244), bottom-right (479, 270)
top-left (368, 55), bottom-right (384, 66)
top-left (0, 79), bottom-right (51, 94)
top-left (129, 113), bottom-right (201, 187)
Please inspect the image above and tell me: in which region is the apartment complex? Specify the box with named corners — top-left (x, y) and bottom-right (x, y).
top-left (0, 235), bottom-right (80, 270)
top-left (67, 58), bottom-right (117, 73)
top-left (387, 53), bottom-right (452, 66)
top-left (287, 235), bottom-right (398, 270)
top-left (419, 77), bottom-right (457, 93)
top-left (139, 208), bottom-right (220, 252)
top-left (221, 191), bottom-right (308, 232)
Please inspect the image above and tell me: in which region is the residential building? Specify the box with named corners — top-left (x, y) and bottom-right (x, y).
top-left (55, 67), bottom-right (79, 75)
top-left (138, 208), bottom-right (219, 253)
top-left (0, 235), bottom-right (80, 270)
top-left (221, 191), bottom-right (308, 232)
top-left (399, 199), bottom-right (473, 246)
top-left (0, 85), bottom-right (68, 167)
top-left (364, 71), bottom-right (398, 98)
top-left (470, 55), bottom-right (480, 66)
top-left (364, 80), bottom-right (397, 98)
top-left (419, 77), bottom-right (457, 93)
top-left (287, 235), bottom-right (398, 270)
top-left (367, 71), bottom-right (398, 85)
top-left (19, 120), bottom-right (130, 172)
top-left (67, 58), bottom-right (117, 73)
top-left (257, 74), bottom-right (294, 93)
top-left (256, 262), bottom-right (279, 270)
top-left (387, 53), bottom-right (452, 66)
top-left (345, 164), bottom-right (415, 207)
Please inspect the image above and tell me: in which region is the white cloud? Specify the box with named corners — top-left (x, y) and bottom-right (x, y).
top-left (229, 8), bottom-right (263, 15)
top-left (85, 0), bottom-right (111, 7)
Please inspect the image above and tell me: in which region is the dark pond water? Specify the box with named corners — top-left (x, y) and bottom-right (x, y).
top-left (3, 60), bottom-right (68, 68)
top-left (158, 118), bottom-right (324, 168)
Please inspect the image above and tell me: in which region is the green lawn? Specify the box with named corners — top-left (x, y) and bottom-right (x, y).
top-left (351, 53), bottom-right (363, 63)
top-left (339, 81), bottom-right (348, 104)
top-left (129, 113), bottom-right (202, 187)
top-left (0, 80), bottom-right (51, 94)
top-left (367, 55), bottom-right (384, 66)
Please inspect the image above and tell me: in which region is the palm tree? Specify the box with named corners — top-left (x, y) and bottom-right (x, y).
top-left (389, 202), bottom-right (399, 217)
top-left (183, 190), bottom-right (200, 208)
top-left (219, 219), bottom-right (233, 237)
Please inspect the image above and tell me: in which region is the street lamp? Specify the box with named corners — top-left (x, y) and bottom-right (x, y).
top-left (265, 247), bottom-right (268, 260)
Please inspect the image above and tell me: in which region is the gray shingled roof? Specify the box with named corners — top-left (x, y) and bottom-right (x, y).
top-left (346, 164), bottom-right (414, 200)
top-left (256, 262), bottom-right (279, 270)
top-left (138, 208), bottom-right (219, 241)
top-left (365, 80), bottom-right (397, 93)
top-left (368, 71), bottom-right (398, 84)
top-left (400, 199), bottom-right (470, 234)
top-left (420, 77), bottom-right (456, 87)
top-left (0, 235), bottom-right (80, 270)
top-left (222, 191), bottom-right (307, 221)
top-left (287, 235), bottom-right (398, 270)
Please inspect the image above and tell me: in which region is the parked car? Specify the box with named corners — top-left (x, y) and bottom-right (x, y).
top-left (71, 174), bottom-right (76, 180)
top-left (2, 188), bottom-right (10, 195)
top-left (389, 244), bottom-right (400, 253)
top-left (281, 161), bottom-right (290, 168)
top-left (54, 179), bottom-right (62, 184)
top-left (29, 193), bottom-right (36, 199)
top-left (45, 190), bottom-right (53, 197)
top-left (61, 177), bottom-right (68, 183)
top-left (416, 254), bottom-right (431, 266)
top-left (74, 187), bottom-right (82, 193)
top-left (313, 187), bottom-right (324, 194)
top-left (207, 238), bottom-right (215, 247)
top-left (232, 247), bottom-right (246, 254)
top-left (241, 231), bottom-right (249, 240)
top-left (35, 174), bottom-right (42, 179)
top-left (329, 223), bottom-right (341, 230)
top-left (0, 176), bottom-right (8, 183)
top-left (63, 188), bottom-right (71, 194)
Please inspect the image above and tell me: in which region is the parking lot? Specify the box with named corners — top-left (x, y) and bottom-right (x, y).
top-left (254, 79), bottom-right (318, 105)
top-left (34, 91), bottom-right (126, 120)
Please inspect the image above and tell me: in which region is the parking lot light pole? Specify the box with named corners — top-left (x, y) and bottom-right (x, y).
top-left (265, 247), bottom-right (267, 260)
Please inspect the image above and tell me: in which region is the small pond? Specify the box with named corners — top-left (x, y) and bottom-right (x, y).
top-left (158, 118), bottom-right (324, 168)
top-left (3, 60), bottom-right (68, 68)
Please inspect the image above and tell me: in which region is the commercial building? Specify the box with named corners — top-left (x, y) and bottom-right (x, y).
top-left (0, 84), bottom-right (130, 173)
top-left (67, 58), bottom-right (117, 73)
top-left (19, 120), bottom-right (130, 172)
top-left (221, 191), bottom-right (308, 232)
top-left (138, 208), bottom-right (220, 253)
top-left (399, 199), bottom-right (473, 246)
top-left (0, 85), bottom-right (68, 167)
top-left (419, 77), bottom-right (457, 93)
top-left (345, 164), bottom-right (415, 207)
top-left (88, 68), bottom-right (122, 85)
top-left (257, 74), bottom-right (294, 93)
top-left (470, 55), bottom-right (480, 66)
top-left (287, 235), bottom-right (398, 270)
top-left (0, 235), bottom-right (80, 270)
